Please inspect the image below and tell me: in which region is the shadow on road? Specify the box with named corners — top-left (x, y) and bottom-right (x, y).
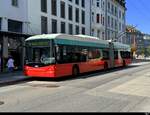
top-left (32, 65), bottom-right (140, 82)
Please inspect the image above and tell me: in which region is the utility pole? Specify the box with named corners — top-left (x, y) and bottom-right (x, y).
top-left (105, 0), bottom-right (108, 40)
top-left (90, 0), bottom-right (92, 36)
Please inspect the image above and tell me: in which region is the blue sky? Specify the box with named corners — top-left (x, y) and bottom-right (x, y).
top-left (126, 0), bottom-right (150, 34)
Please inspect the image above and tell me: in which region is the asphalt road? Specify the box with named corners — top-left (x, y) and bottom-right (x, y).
top-left (0, 62), bottom-right (150, 112)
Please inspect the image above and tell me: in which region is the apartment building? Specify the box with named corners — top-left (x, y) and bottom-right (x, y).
top-left (27, 0), bottom-right (91, 35)
top-left (0, 0), bottom-right (91, 35)
top-left (106, 0), bottom-right (126, 42)
top-left (126, 25), bottom-right (144, 56)
top-left (0, 0), bottom-right (28, 33)
top-left (90, 0), bottom-right (126, 41)
top-left (90, 0), bottom-right (105, 39)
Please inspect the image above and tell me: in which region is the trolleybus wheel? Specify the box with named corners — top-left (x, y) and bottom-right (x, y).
top-left (72, 66), bottom-right (79, 77)
top-left (104, 62), bottom-right (108, 71)
top-left (123, 60), bottom-right (126, 67)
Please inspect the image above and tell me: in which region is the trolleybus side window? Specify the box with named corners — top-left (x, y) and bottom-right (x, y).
top-left (88, 48), bottom-right (101, 60)
top-left (121, 51), bottom-right (131, 59)
top-left (56, 45), bottom-right (88, 64)
top-left (102, 50), bottom-right (109, 60)
top-left (55, 45), bottom-right (104, 63)
top-left (114, 51), bottom-right (119, 59)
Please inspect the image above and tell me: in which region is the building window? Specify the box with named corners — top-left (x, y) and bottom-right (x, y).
top-left (97, 30), bottom-right (100, 38)
top-left (115, 19), bottom-right (117, 30)
top-left (61, 22), bottom-right (66, 34)
top-left (92, 12), bottom-right (94, 22)
top-left (82, 0), bottom-right (85, 8)
top-left (102, 16), bottom-right (105, 26)
top-left (107, 16), bottom-right (110, 27)
top-left (51, 0), bottom-right (57, 16)
top-left (115, 7), bottom-right (118, 16)
top-left (8, 19), bottom-right (22, 33)
top-left (111, 17), bottom-right (114, 29)
top-left (92, 29), bottom-right (94, 36)
top-left (97, 0), bottom-right (100, 7)
top-left (75, 0), bottom-right (79, 5)
top-left (12, 0), bottom-right (18, 7)
top-left (41, 16), bottom-right (48, 34)
top-left (75, 8), bottom-right (79, 23)
top-left (96, 14), bottom-right (100, 23)
top-left (68, 5), bottom-right (73, 21)
top-left (108, 2), bottom-right (110, 12)
top-left (119, 22), bottom-right (121, 31)
top-left (68, 24), bottom-right (73, 35)
top-left (119, 10), bottom-right (122, 19)
top-left (102, 0), bottom-right (105, 11)
top-left (101, 14), bottom-right (103, 24)
top-left (82, 10), bottom-right (85, 25)
top-left (82, 27), bottom-right (85, 35)
top-left (0, 18), bottom-right (2, 30)
top-left (52, 19), bottom-right (57, 33)
top-left (122, 12), bottom-right (125, 21)
top-left (76, 26), bottom-right (79, 34)
top-left (61, 1), bottom-right (65, 19)
top-left (111, 4), bottom-right (114, 15)
top-left (41, 0), bottom-right (47, 13)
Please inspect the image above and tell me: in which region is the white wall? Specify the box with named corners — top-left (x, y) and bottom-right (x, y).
top-left (27, 0), bottom-right (91, 35)
top-left (0, 0), bottom-right (28, 32)
top-left (91, 0), bottom-right (106, 39)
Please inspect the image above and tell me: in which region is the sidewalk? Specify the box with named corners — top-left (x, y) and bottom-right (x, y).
top-left (132, 58), bottom-right (150, 64)
top-left (0, 71), bottom-right (29, 87)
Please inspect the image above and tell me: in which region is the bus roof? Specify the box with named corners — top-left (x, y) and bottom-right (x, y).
top-left (113, 42), bottom-right (131, 51)
top-left (26, 34), bottom-right (110, 48)
top-left (74, 35), bottom-right (100, 40)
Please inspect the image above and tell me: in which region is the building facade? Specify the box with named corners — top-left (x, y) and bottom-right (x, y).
top-left (106, 0), bottom-right (126, 42)
top-left (0, 0), bottom-right (29, 72)
top-left (0, 0), bottom-right (127, 38)
top-left (0, 0), bottom-right (91, 35)
top-left (90, 0), bottom-right (126, 42)
top-left (126, 25), bottom-right (144, 56)
top-left (90, 0), bottom-right (105, 39)
top-left (144, 34), bottom-right (150, 48)
top-left (27, 0), bottom-right (91, 35)
top-left (143, 34), bottom-right (150, 57)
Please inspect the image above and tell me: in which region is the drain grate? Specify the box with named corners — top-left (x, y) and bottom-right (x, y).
top-left (0, 101), bottom-right (4, 105)
top-left (29, 84), bottom-right (60, 88)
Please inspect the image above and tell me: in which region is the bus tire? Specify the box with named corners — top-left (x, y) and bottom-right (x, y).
top-left (123, 60), bottom-right (126, 67)
top-left (72, 65), bottom-right (80, 77)
top-left (104, 62), bottom-right (108, 71)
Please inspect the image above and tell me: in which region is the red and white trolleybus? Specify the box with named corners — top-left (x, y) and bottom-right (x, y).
top-left (24, 34), bottom-right (132, 78)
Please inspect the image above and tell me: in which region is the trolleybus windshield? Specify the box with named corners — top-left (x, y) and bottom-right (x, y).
top-left (25, 40), bottom-right (55, 67)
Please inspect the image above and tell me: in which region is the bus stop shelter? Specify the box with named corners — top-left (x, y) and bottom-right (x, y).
top-left (0, 31), bottom-right (31, 72)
